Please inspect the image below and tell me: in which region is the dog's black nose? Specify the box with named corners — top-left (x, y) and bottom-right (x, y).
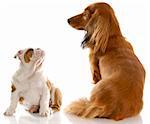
top-left (67, 19), bottom-right (71, 24)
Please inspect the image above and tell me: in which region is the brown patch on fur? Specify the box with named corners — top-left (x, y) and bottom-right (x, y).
top-left (11, 84), bottom-right (16, 92)
top-left (19, 97), bottom-right (24, 104)
top-left (51, 88), bottom-right (62, 112)
top-left (66, 2), bottom-right (145, 120)
top-left (24, 48), bottom-right (34, 63)
top-left (28, 105), bottom-right (39, 113)
top-left (46, 80), bottom-right (54, 109)
top-left (46, 80), bottom-right (52, 90)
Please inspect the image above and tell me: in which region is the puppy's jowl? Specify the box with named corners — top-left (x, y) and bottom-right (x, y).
top-left (4, 48), bottom-right (62, 116)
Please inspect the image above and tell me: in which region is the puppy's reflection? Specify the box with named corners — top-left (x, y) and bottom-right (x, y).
top-left (5, 116), bottom-right (17, 124)
top-left (18, 115), bottom-right (49, 124)
top-left (65, 113), bottom-right (143, 124)
top-left (6, 112), bottom-right (62, 124)
top-left (5, 112), bottom-right (142, 124)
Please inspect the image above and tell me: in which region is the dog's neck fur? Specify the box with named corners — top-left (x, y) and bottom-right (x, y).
top-left (106, 36), bottom-right (134, 53)
top-left (84, 33), bottom-right (134, 57)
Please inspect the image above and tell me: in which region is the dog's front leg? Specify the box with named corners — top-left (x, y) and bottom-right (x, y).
top-left (4, 91), bottom-right (19, 116)
top-left (89, 50), bottom-right (101, 84)
top-left (39, 87), bottom-right (51, 116)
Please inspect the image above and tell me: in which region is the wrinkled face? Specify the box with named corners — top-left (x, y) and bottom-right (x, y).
top-left (14, 48), bottom-right (45, 65)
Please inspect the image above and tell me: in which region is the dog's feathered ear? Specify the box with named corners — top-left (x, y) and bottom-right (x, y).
top-left (86, 11), bottom-right (110, 54)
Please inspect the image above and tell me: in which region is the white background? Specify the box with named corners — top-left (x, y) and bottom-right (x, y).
top-left (0, 0), bottom-right (150, 124)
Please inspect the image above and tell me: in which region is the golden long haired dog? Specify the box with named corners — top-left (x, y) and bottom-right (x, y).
top-left (65, 3), bottom-right (145, 120)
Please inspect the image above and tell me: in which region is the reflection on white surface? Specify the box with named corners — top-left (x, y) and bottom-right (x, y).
top-left (3, 111), bottom-right (143, 124)
top-left (65, 114), bottom-right (143, 124)
top-left (0, 0), bottom-right (150, 124)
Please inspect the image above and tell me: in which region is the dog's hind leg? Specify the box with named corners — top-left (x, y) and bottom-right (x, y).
top-left (51, 88), bottom-right (62, 112)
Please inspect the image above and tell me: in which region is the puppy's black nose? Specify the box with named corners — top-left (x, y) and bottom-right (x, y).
top-left (67, 19), bottom-right (71, 24)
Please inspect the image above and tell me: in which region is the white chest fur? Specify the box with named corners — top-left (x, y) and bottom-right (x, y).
top-left (12, 67), bottom-right (48, 108)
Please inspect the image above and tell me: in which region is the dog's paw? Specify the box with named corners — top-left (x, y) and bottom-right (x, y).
top-left (4, 108), bottom-right (15, 116)
top-left (39, 108), bottom-right (51, 117)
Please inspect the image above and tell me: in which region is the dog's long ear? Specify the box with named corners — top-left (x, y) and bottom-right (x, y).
top-left (86, 11), bottom-right (110, 54)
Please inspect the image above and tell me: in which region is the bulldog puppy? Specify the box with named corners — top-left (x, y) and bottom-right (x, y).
top-left (4, 48), bottom-right (62, 116)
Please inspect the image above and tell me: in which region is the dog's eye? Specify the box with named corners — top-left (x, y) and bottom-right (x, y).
top-left (83, 13), bottom-right (89, 20)
top-left (83, 12), bottom-right (87, 17)
top-left (83, 10), bottom-right (91, 20)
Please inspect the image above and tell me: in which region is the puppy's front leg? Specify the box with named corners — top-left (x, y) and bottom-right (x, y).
top-left (39, 87), bottom-right (51, 116)
top-left (89, 49), bottom-right (101, 84)
top-left (4, 86), bottom-right (19, 116)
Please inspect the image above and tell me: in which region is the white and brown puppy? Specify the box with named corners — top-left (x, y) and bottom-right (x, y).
top-left (4, 48), bottom-right (62, 116)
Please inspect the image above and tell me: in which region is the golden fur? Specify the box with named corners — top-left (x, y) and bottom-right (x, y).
top-left (65, 2), bottom-right (145, 120)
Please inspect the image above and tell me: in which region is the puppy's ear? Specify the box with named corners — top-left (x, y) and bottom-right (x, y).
top-left (86, 11), bottom-right (109, 54)
top-left (14, 50), bottom-right (23, 59)
top-left (24, 48), bottom-right (34, 63)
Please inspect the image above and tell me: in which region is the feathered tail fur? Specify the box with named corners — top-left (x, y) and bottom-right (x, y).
top-left (65, 98), bottom-right (109, 118)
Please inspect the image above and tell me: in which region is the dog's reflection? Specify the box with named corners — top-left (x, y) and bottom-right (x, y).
top-left (6, 112), bottom-right (62, 124)
top-left (65, 113), bottom-right (143, 124)
top-left (5, 113), bottom-right (143, 124)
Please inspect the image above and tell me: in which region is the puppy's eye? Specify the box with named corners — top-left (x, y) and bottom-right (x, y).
top-left (28, 48), bottom-right (34, 52)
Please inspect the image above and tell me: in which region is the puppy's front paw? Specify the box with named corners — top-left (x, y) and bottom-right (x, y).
top-left (39, 108), bottom-right (51, 117)
top-left (4, 108), bottom-right (15, 116)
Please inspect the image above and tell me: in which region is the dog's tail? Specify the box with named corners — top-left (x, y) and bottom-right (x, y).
top-left (65, 98), bottom-right (109, 118)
